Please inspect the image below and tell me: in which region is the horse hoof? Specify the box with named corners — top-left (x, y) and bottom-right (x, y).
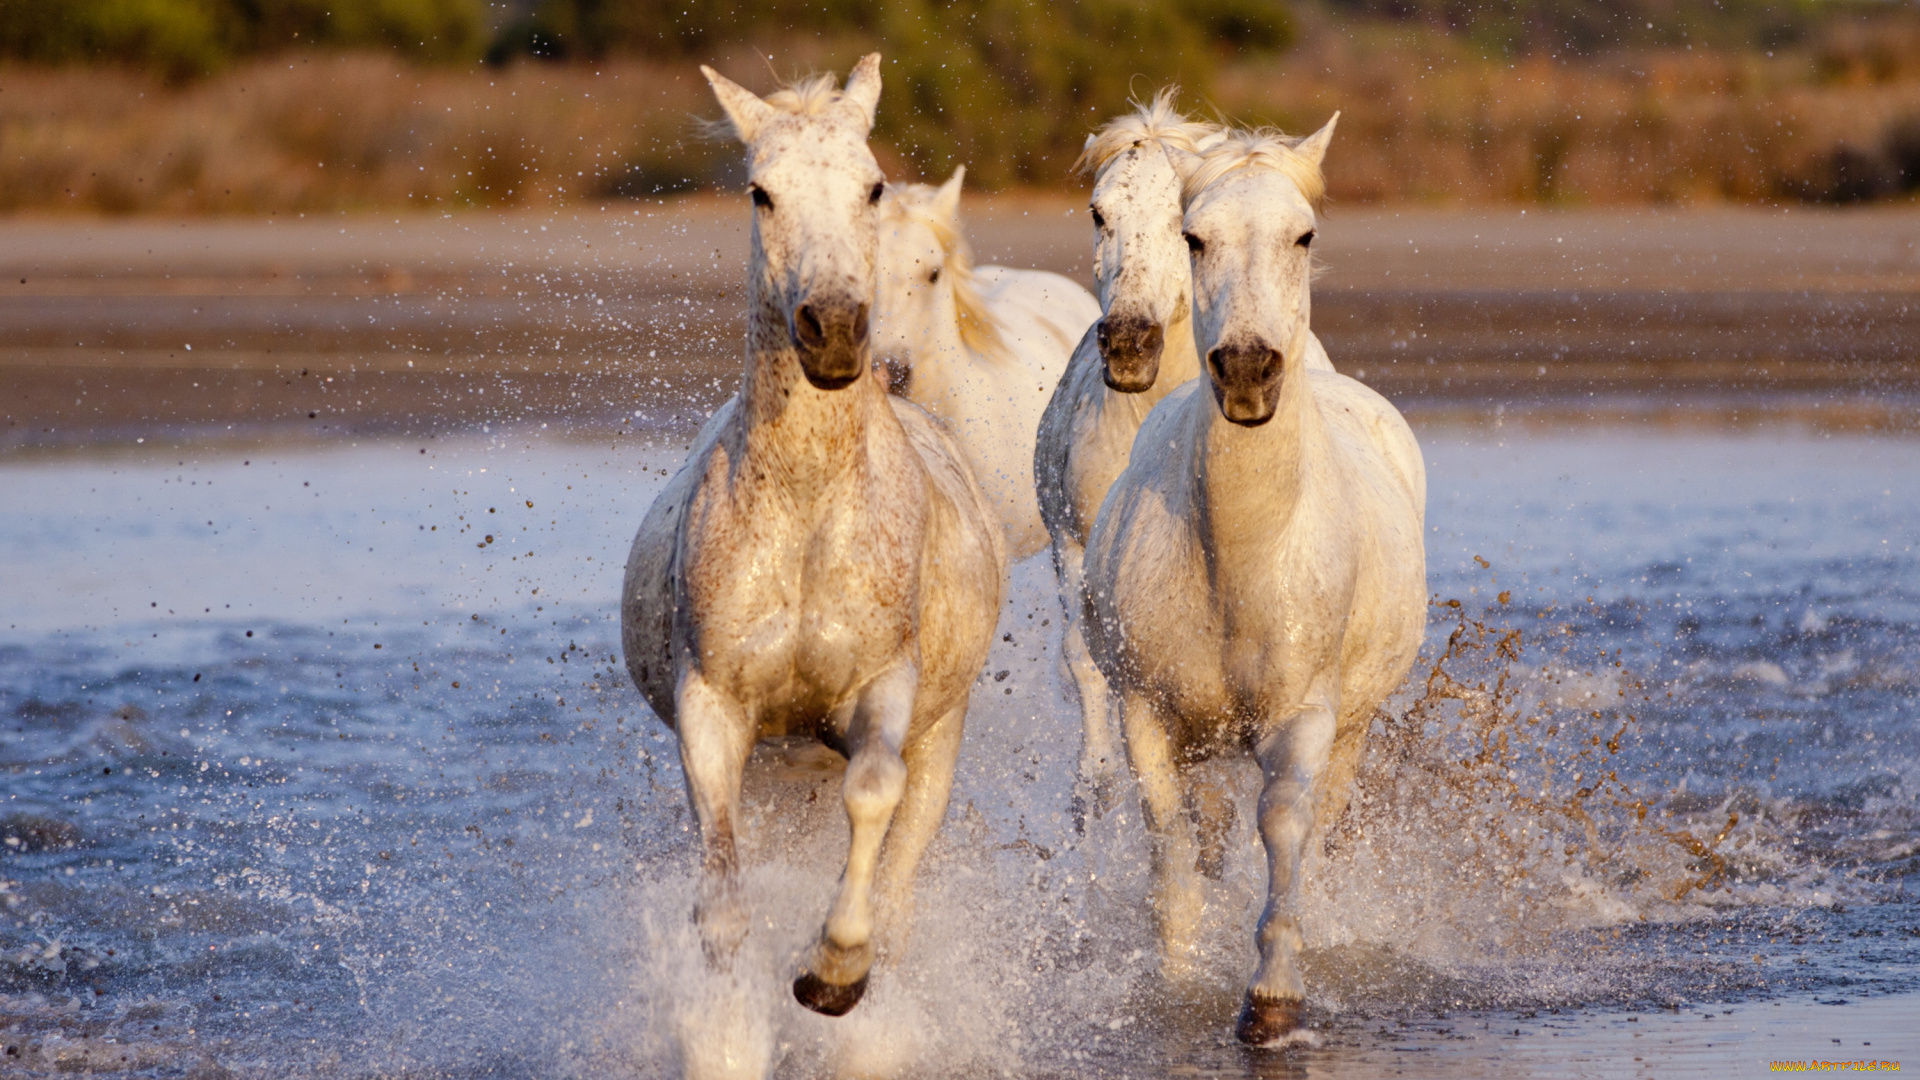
top-left (1234, 993), bottom-right (1304, 1046)
top-left (793, 971), bottom-right (868, 1017)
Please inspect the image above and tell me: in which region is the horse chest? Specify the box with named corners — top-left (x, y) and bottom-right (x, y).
top-left (684, 499), bottom-right (915, 713)
top-left (1119, 515), bottom-right (1353, 719)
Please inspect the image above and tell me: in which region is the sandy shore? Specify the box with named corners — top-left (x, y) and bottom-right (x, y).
top-left (3, 198), bottom-right (1918, 446)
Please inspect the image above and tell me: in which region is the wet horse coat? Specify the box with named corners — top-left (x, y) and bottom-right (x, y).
top-left (1034, 94), bottom-right (1336, 820)
top-left (1082, 120), bottom-right (1427, 1044)
top-left (620, 55), bottom-right (1005, 1017)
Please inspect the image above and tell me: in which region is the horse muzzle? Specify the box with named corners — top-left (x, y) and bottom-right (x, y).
top-left (1097, 313), bottom-right (1165, 394)
top-left (792, 295), bottom-right (870, 390)
top-left (1206, 339), bottom-right (1284, 426)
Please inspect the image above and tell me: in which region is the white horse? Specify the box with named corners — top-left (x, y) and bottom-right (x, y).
top-left (1033, 93), bottom-right (1337, 821)
top-left (1082, 120), bottom-right (1427, 1045)
top-left (872, 168), bottom-right (1100, 560)
top-left (620, 55), bottom-right (1006, 1018)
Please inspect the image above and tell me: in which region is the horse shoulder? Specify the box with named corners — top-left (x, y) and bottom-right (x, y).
top-left (621, 396), bottom-right (744, 727)
top-left (1090, 381), bottom-right (1208, 587)
top-left (1303, 329), bottom-right (1337, 373)
top-left (888, 395), bottom-right (1007, 717)
top-left (1084, 385), bottom-right (1222, 701)
top-left (1034, 324), bottom-right (1100, 541)
top-left (1303, 373), bottom-right (1429, 719)
top-left (1307, 370), bottom-right (1426, 520)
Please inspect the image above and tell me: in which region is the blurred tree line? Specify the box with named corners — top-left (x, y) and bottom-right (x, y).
top-left (0, 0), bottom-right (1912, 199)
top-left (0, 0), bottom-right (484, 77)
top-left (1314, 0), bottom-right (1832, 56)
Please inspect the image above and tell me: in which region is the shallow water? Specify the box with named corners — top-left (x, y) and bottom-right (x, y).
top-left (1, 417), bottom-right (1916, 1077)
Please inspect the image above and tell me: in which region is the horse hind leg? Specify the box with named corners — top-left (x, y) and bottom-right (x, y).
top-left (1188, 771), bottom-right (1237, 881)
top-left (794, 663), bottom-right (918, 1017)
top-left (1237, 700), bottom-right (1336, 1046)
top-left (1120, 691), bottom-right (1205, 982)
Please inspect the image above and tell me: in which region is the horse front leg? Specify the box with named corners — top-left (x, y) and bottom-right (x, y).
top-left (793, 660), bottom-right (917, 1016)
top-left (674, 668), bottom-right (755, 965)
top-left (1054, 537), bottom-right (1121, 829)
top-left (1237, 699), bottom-right (1336, 1045)
top-left (871, 700), bottom-right (964, 948)
top-left (1120, 689), bottom-right (1204, 981)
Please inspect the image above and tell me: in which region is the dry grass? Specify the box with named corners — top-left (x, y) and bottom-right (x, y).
top-left (1217, 25), bottom-right (1920, 205)
top-left (5, 26), bottom-right (1920, 214)
top-left (0, 55), bottom-right (729, 214)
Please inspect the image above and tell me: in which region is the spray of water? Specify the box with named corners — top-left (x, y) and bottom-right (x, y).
top-left (590, 561), bottom-right (1833, 1075)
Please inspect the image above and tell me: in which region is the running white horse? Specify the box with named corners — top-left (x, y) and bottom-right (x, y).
top-left (1033, 93), bottom-right (1336, 822)
top-left (620, 55), bottom-right (1005, 1018)
top-left (872, 168), bottom-right (1099, 560)
top-left (1082, 120), bottom-right (1427, 1045)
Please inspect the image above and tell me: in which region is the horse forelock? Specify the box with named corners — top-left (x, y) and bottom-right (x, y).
top-left (1075, 88), bottom-right (1218, 179)
top-left (763, 73), bottom-right (848, 117)
top-left (1181, 128), bottom-right (1327, 211)
top-left (880, 183), bottom-right (1010, 360)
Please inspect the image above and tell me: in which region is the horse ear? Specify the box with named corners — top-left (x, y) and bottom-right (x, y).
top-left (934, 165), bottom-right (965, 218)
top-left (701, 65), bottom-right (776, 144)
top-left (1293, 112), bottom-right (1339, 169)
top-left (842, 52), bottom-right (883, 130)
top-left (1164, 144), bottom-right (1204, 182)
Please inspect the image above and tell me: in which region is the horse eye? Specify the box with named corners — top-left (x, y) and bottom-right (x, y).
top-left (1297, 229), bottom-right (1316, 249)
top-left (1090, 207), bottom-right (1106, 230)
top-left (869, 181), bottom-right (885, 204)
top-left (929, 268), bottom-right (941, 284)
top-left (1184, 232), bottom-right (1204, 254)
top-left (750, 185), bottom-right (773, 210)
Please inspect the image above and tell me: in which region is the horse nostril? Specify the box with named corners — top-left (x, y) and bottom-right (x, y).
top-left (1206, 348), bottom-right (1228, 377)
top-left (796, 303), bottom-right (825, 347)
top-left (853, 302), bottom-right (870, 344)
top-left (1141, 322), bottom-right (1164, 356)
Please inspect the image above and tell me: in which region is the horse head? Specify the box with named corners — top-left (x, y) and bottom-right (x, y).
top-left (704, 55), bottom-right (886, 390)
top-left (1180, 116), bottom-right (1336, 426)
top-left (1079, 91), bottom-right (1217, 394)
top-left (872, 167), bottom-right (1003, 395)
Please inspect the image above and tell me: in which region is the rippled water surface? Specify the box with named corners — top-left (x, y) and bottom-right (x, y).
top-left (1, 417), bottom-right (1916, 1077)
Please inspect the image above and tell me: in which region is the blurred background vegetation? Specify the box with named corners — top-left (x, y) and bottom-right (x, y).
top-left (2, 0), bottom-right (1920, 212)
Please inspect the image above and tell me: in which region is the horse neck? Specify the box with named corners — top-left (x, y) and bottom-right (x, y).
top-left (1150, 302), bottom-right (1203, 403)
top-left (914, 293), bottom-right (978, 397)
top-left (738, 281), bottom-right (889, 497)
top-left (1198, 363), bottom-right (1330, 548)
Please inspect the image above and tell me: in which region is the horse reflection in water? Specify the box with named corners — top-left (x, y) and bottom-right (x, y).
top-left (620, 54), bottom-right (1005, 1019)
top-left (1084, 119), bottom-right (1429, 1045)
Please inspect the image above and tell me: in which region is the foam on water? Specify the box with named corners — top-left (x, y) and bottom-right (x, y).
top-left (1, 422), bottom-right (1916, 1075)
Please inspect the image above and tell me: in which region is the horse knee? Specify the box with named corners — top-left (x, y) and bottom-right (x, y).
top-left (843, 747), bottom-right (907, 823)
